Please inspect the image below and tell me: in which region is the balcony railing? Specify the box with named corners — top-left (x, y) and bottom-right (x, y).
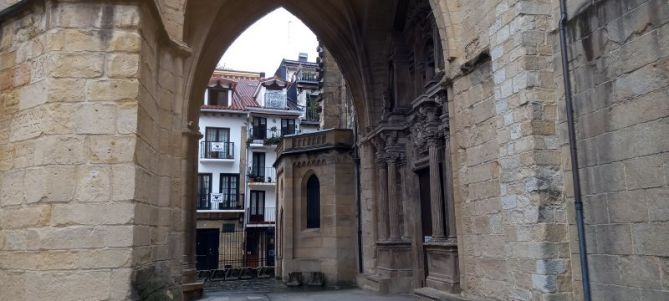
top-left (197, 193), bottom-right (243, 210)
top-left (248, 167), bottom-right (276, 184)
top-left (298, 72), bottom-right (318, 83)
top-left (246, 207), bottom-right (276, 225)
top-left (201, 141), bottom-right (234, 160)
top-left (304, 105), bottom-right (320, 122)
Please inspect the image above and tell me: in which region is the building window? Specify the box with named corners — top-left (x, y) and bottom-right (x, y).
top-left (203, 127), bottom-right (232, 159)
top-left (306, 175), bottom-right (320, 229)
top-left (205, 127), bottom-right (229, 142)
top-left (251, 152), bottom-right (266, 181)
top-left (219, 174), bottom-right (239, 209)
top-left (208, 87), bottom-right (229, 106)
top-left (252, 117), bottom-right (267, 139)
top-left (281, 119), bottom-right (296, 136)
top-left (250, 190), bottom-right (266, 223)
top-left (197, 174), bottom-right (212, 210)
top-left (222, 223), bottom-right (235, 233)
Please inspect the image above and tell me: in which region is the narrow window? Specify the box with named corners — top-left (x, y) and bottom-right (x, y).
top-left (197, 174), bottom-right (212, 210)
top-left (250, 190), bottom-right (266, 223)
top-left (281, 119), bottom-right (296, 136)
top-left (306, 175), bottom-right (320, 228)
top-left (251, 152), bottom-right (266, 181)
top-left (253, 117), bottom-right (267, 139)
top-left (219, 174), bottom-right (239, 209)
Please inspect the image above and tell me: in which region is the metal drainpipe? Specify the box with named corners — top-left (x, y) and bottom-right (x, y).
top-left (558, 1), bottom-right (591, 300)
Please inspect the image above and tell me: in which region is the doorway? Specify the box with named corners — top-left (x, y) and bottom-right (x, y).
top-left (196, 228), bottom-right (220, 271)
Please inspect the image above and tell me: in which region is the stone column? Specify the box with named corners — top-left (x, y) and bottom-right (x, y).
top-left (182, 123), bottom-right (204, 299)
top-left (428, 138), bottom-right (446, 241)
top-left (376, 155), bottom-right (389, 242)
top-left (387, 155), bottom-right (401, 242)
top-left (443, 135), bottom-right (457, 240)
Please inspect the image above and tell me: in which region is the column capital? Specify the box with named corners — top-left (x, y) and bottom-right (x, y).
top-left (375, 151), bottom-right (388, 166)
top-left (426, 133), bottom-right (443, 148)
top-left (385, 150), bottom-right (405, 166)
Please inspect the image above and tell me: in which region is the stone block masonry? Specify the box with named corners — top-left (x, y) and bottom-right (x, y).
top-left (0, 1), bottom-right (190, 300)
top-left (557, 0), bottom-right (669, 299)
top-left (0, 0), bottom-right (668, 300)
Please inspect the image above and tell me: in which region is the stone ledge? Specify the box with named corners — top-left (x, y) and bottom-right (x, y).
top-left (414, 287), bottom-right (472, 301)
top-left (376, 240), bottom-right (412, 247)
top-left (423, 239), bottom-right (457, 248)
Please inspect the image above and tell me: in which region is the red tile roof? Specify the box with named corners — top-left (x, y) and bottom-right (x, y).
top-left (203, 72), bottom-right (261, 111)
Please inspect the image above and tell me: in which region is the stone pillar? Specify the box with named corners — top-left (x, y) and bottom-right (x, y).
top-left (376, 155), bottom-right (389, 242)
top-left (443, 135), bottom-right (457, 241)
top-left (428, 138), bottom-right (446, 241)
top-left (387, 155), bottom-right (401, 242)
top-left (182, 124), bottom-right (204, 300)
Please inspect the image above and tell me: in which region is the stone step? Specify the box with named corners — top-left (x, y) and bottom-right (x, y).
top-left (414, 287), bottom-right (471, 301)
top-left (356, 274), bottom-right (390, 294)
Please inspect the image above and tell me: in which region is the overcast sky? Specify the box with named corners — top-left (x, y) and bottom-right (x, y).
top-left (218, 8), bottom-right (319, 76)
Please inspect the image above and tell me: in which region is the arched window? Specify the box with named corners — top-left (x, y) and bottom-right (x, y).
top-left (306, 175), bottom-right (320, 228)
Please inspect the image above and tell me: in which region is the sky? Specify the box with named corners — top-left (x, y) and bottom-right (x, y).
top-left (218, 8), bottom-right (319, 76)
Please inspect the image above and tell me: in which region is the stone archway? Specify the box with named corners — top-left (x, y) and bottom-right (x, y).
top-left (9, 0), bottom-right (667, 300)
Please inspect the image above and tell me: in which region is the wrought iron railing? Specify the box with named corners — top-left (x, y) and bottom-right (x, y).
top-left (197, 193), bottom-right (242, 210)
top-left (200, 141), bottom-right (234, 159)
top-left (305, 105), bottom-right (320, 122)
top-left (248, 167), bottom-right (276, 184)
top-left (246, 207), bottom-right (276, 225)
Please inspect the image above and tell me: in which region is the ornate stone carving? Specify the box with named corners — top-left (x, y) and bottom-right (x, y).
top-left (411, 104), bottom-right (442, 156)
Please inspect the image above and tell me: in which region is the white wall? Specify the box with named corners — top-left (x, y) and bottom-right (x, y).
top-left (198, 113), bottom-right (247, 194)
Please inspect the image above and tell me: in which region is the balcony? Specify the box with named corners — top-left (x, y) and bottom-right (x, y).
top-left (246, 206), bottom-right (276, 226)
top-left (197, 193), bottom-right (244, 211)
top-left (303, 105), bottom-right (320, 124)
top-left (248, 167), bottom-right (276, 186)
top-left (297, 72), bottom-right (318, 84)
top-left (200, 141), bottom-right (234, 161)
top-left (276, 129), bottom-right (354, 156)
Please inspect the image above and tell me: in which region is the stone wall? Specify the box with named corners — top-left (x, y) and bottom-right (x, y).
top-left (557, 0), bottom-right (669, 299)
top-left (1, 0), bottom-right (668, 300)
top-left (134, 0), bottom-right (191, 294)
top-left (0, 1), bottom-right (143, 299)
top-left (444, 0), bottom-right (571, 299)
top-left (450, 60), bottom-right (505, 297)
top-left (0, 1), bottom-right (192, 299)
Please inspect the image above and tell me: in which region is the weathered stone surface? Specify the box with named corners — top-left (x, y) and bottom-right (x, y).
top-left (0, 0), bottom-right (667, 300)
top-left (74, 103), bottom-right (117, 134)
top-left (25, 270), bottom-right (111, 301)
top-left (86, 79), bottom-right (139, 101)
top-left (49, 53), bottom-right (104, 78)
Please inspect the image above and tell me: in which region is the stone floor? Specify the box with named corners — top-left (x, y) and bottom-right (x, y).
top-left (199, 279), bottom-right (417, 301)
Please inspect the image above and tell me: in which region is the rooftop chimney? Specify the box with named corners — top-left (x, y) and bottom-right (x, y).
top-left (298, 52), bottom-right (308, 62)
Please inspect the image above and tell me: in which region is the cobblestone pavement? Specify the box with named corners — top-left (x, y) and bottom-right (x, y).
top-left (200, 279), bottom-right (417, 301)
